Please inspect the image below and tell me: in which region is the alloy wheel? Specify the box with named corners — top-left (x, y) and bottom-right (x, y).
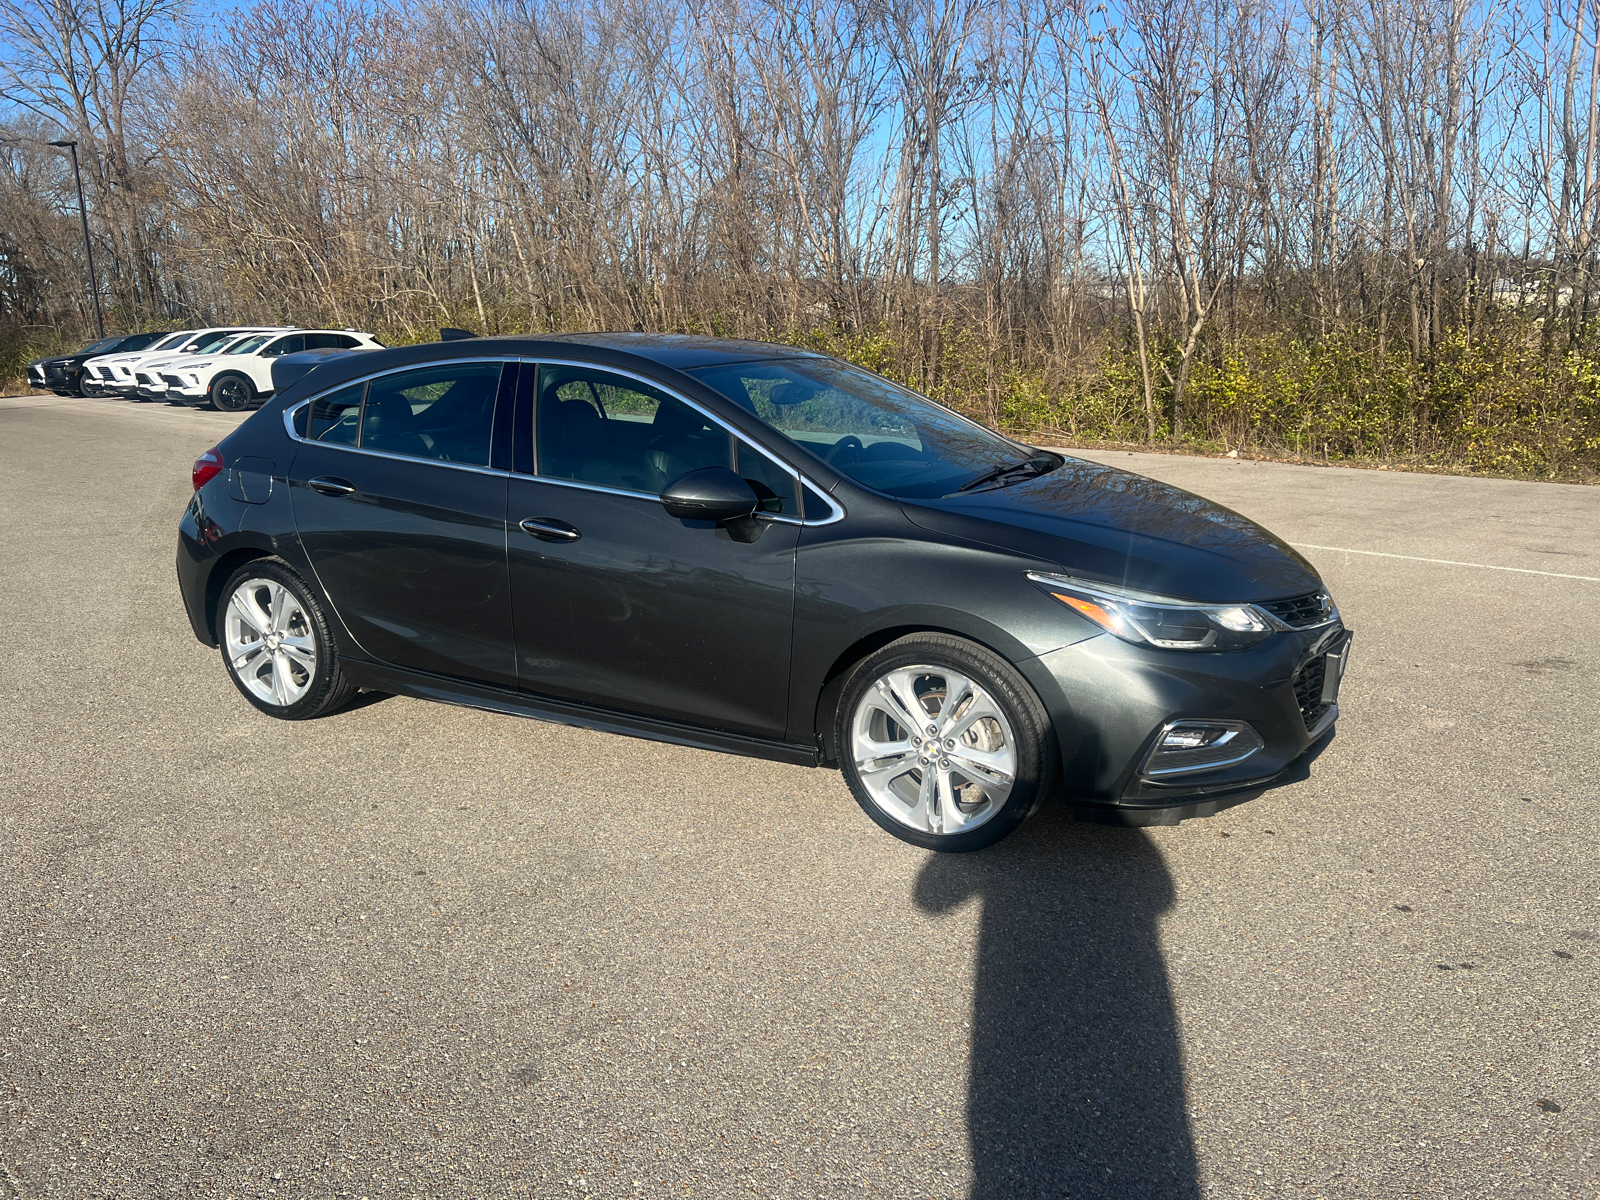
top-left (213, 377), bottom-right (251, 412)
top-left (223, 577), bottom-right (317, 706)
top-left (849, 664), bottom-right (1017, 836)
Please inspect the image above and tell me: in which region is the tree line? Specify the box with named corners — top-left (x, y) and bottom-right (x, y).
top-left (3, 0), bottom-right (1599, 476)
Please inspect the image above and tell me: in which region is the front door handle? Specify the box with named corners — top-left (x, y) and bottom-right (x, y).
top-left (520, 517), bottom-right (581, 542)
top-left (308, 476), bottom-right (356, 497)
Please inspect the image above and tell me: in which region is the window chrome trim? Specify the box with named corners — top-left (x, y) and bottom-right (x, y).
top-left (282, 356), bottom-right (514, 476)
top-left (518, 356), bottom-right (845, 526)
top-left (284, 355), bottom-right (848, 525)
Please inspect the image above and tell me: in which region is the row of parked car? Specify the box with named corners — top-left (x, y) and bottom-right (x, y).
top-left (25, 325), bottom-right (384, 411)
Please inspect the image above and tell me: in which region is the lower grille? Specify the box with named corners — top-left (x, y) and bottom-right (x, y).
top-left (135, 372), bottom-right (156, 386)
top-left (97, 366), bottom-right (115, 379)
top-left (1292, 655), bottom-right (1330, 731)
top-left (161, 373), bottom-right (187, 389)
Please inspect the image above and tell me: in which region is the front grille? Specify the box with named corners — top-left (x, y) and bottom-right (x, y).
top-left (1292, 655), bottom-right (1330, 731)
top-left (1262, 591), bottom-right (1331, 628)
top-left (161, 373), bottom-right (187, 389)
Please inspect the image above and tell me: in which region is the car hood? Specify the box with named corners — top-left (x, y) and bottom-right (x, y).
top-left (161, 353), bottom-right (221, 370)
top-left (130, 352), bottom-right (197, 370)
top-left (899, 455), bottom-right (1322, 603)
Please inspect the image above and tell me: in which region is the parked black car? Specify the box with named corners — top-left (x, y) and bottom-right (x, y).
top-left (26, 332), bottom-right (168, 396)
top-left (175, 334), bottom-right (1351, 850)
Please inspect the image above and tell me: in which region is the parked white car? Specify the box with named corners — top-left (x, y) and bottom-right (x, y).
top-left (131, 327), bottom-right (289, 401)
top-left (161, 329), bottom-right (383, 411)
top-left (93, 327), bottom-right (284, 400)
top-left (84, 329), bottom-right (200, 396)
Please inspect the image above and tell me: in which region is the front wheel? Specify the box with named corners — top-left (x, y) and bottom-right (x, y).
top-left (836, 634), bottom-right (1056, 852)
top-left (209, 374), bottom-right (254, 412)
top-left (217, 559), bottom-right (356, 719)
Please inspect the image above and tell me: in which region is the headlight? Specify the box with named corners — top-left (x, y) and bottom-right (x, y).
top-left (1027, 572), bottom-right (1276, 652)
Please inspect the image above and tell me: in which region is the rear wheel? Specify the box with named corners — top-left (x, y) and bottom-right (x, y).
top-left (836, 634), bottom-right (1056, 852)
top-left (217, 559), bottom-right (356, 720)
top-left (209, 374), bottom-right (254, 412)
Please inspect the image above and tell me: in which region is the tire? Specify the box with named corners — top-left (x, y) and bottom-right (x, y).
top-left (216, 559), bottom-right (357, 720)
top-left (835, 634), bottom-right (1056, 852)
top-left (209, 374), bottom-right (254, 412)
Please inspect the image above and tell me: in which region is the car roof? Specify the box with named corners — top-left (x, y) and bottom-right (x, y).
top-left (520, 332), bottom-right (825, 370)
top-left (270, 332), bottom-right (830, 406)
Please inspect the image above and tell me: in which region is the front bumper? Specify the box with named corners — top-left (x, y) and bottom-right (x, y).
top-left (1020, 622), bottom-right (1351, 823)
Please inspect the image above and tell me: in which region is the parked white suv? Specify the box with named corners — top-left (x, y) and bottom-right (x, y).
top-left (132, 328), bottom-right (291, 402)
top-left (162, 329), bottom-right (383, 411)
top-left (86, 330), bottom-right (200, 397)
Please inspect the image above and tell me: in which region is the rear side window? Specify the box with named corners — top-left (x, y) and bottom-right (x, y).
top-left (361, 362), bottom-right (502, 466)
top-left (304, 383), bottom-right (363, 445)
top-left (305, 333), bottom-right (358, 350)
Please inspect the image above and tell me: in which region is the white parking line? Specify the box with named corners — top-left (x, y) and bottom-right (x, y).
top-left (1291, 542), bottom-right (1600, 583)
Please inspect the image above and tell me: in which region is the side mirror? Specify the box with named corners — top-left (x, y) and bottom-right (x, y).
top-left (660, 467), bottom-right (760, 523)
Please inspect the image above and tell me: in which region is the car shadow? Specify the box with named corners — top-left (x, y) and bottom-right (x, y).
top-left (914, 804), bottom-right (1199, 1199)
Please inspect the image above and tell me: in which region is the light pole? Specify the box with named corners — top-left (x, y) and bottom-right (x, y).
top-left (48, 140), bottom-right (105, 339)
top-left (2, 135), bottom-right (106, 337)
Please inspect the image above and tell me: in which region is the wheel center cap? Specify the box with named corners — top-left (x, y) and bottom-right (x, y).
top-left (264, 631), bottom-right (284, 650)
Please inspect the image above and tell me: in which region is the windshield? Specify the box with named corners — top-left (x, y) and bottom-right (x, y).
top-left (690, 358), bottom-right (1041, 499)
top-left (151, 332), bottom-right (191, 351)
top-left (192, 330), bottom-right (248, 353)
top-left (227, 333), bottom-right (273, 355)
top-left (77, 337), bottom-right (120, 355)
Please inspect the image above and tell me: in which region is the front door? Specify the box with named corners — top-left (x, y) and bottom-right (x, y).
top-left (289, 360), bottom-right (517, 687)
top-left (507, 364), bottom-right (800, 738)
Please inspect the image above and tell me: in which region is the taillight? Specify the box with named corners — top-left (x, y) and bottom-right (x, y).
top-left (192, 446), bottom-right (225, 491)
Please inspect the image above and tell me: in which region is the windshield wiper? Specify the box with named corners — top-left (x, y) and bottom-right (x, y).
top-left (949, 452), bottom-right (1059, 495)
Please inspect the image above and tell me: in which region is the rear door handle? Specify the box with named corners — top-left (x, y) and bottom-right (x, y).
top-left (519, 517), bottom-right (581, 542)
top-left (308, 476), bottom-right (355, 497)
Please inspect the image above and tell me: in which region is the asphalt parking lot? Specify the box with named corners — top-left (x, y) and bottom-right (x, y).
top-left (1, 392), bottom-right (1596, 1200)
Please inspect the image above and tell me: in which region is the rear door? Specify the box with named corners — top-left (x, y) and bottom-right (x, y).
top-left (288, 359), bottom-right (518, 687)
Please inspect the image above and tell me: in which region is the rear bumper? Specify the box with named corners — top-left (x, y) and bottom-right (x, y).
top-left (1019, 624), bottom-right (1351, 823)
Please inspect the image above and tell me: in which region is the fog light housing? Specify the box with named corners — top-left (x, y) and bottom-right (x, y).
top-left (1142, 720), bottom-right (1264, 777)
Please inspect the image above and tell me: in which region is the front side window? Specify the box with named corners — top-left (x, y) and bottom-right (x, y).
top-left (535, 366), bottom-right (729, 492)
top-left (361, 362), bottom-right (501, 465)
top-left (691, 358), bottom-right (1038, 500)
top-left (262, 335), bottom-right (306, 357)
top-left (735, 443), bottom-right (799, 516)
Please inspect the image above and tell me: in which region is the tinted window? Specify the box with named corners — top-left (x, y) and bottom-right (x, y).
top-left (691, 359), bottom-right (1034, 500)
top-left (801, 481), bottom-right (834, 521)
top-left (262, 335), bottom-right (306, 357)
top-left (535, 366), bottom-right (729, 492)
top-left (736, 443), bottom-right (798, 516)
top-left (305, 383), bottom-right (363, 445)
top-left (362, 362), bottom-right (501, 466)
top-left (305, 333), bottom-right (358, 350)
